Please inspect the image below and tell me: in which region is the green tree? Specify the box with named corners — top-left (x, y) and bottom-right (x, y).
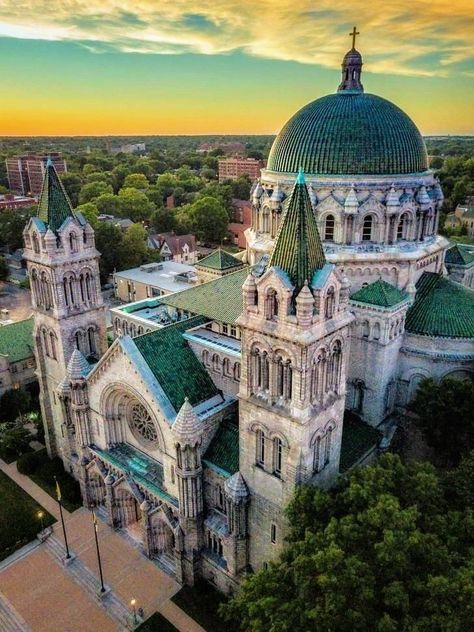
top-left (95, 222), bottom-right (124, 283)
top-left (0, 424), bottom-right (33, 456)
top-left (410, 377), bottom-right (474, 466)
top-left (0, 208), bottom-right (35, 250)
top-left (95, 193), bottom-right (122, 216)
top-left (60, 172), bottom-right (83, 207)
top-left (150, 207), bottom-right (176, 233)
top-left (222, 453), bottom-right (474, 632)
top-left (78, 181), bottom-right (113, 205)
top-left (120, 223), bottom-right (148, 269)
top-left (75, 202), bottom-right (99, 228)
top-left (118, 187), bottom-right (155, 221)
top-left (0, 388), bottom-right (32, 424)
top-left (175, 196), bottom-right (228, 243)
top-left (123, 173), bottom-right (149, 190)
top-left (0, 255), bottom-right (9, 281)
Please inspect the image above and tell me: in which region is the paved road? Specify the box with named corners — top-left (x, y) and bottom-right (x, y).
top-left (0, 282), bottom-right (32, 322)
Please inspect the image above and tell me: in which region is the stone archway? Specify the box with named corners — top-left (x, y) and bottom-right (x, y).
top-left (115, 488), bottom-right (141, 527)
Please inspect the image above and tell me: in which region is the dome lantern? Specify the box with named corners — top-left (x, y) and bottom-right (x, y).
top-left (338, 27), bottom-right (363, 93)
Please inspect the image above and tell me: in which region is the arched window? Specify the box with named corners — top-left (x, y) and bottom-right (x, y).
top-left (233, 362), bottom-right (241, 381)
top-left (373, 322), bottom-right (381, 341)
top-left (75, 331), bottom-right (82, 351)
top-left (87, 327), bottom-right (96, 355)
top-left (324, 427), bottom-right (333, 466)
top-left (265, 289), bottom-right (278, 320)
top-left (49, 332), bottom-right (57, 359)
top-left (223, 357), bottom-right (231, 376)
top-left (397, 213), bottom-right (409, 240)
top-left (313, 435), bottom-right (321, 473)
top-left (362, 321), bottom-right (370, 338)
top-left (256, 429), bottom-right (265, 467)
top-left (324, 215), bottom-right (335, 241)
top-left (325, 287), bottom-right (335, 318)
top-left (63, 277), bottom-right (69, 307)
top-left (68, 276), bottom-right (75, 306)
top-left (85, 273), bottom-right (92, 301)
top-left (262, 208), bottom-right (270, 233)
top-left (362, 215), bottom-right (373, 241)
top-left (79, 274), bottom-right (85, 302)
top-left (273, 437), bottom-right (283, 477)
top-left (41, 272), bottom-right (52, 310)
top-left (212, 353), bottom-right (220, 372)
top-left (202, 350), bottom-right (210, 366)
top-left (32, 233), bottom-right (40, 254)
top-left (69, 232), bottom-right (78, 252)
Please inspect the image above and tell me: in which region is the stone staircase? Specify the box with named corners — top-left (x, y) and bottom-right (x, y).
top-left (0, 591), bottom-right (31, 632)
top-left (43, 535), bottom-right (131, 629)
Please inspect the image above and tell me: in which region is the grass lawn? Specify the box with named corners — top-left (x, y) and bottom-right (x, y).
top-left (171, 580), bottom-right (237, 632)
top-left (25, 449), bottom-right (82, 512)
top-left (137, 612), bottom-right (178, 632)
top-left (0, 470), bottom-right (54, 561)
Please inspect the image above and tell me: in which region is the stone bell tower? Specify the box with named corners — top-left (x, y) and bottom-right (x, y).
top-left (237, 171), bottom-right (353, 570)
top-left (22, 161), bottom-right (107, 462)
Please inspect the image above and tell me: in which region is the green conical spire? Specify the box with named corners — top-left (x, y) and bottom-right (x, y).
top-left (37, 160), bottom-right (75, 232)
top-left (268, 171), bottom-right (326, 295)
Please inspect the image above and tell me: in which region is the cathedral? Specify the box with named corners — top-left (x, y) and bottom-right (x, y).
top-left (23, 40), bottom-right (474, 593)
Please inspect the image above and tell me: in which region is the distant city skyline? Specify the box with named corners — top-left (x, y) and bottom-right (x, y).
top-left (0, 1), bottom-right (473, 135)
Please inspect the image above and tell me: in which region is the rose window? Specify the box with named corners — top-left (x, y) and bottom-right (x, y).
top-left (128, 402), bottom-right (159, 448)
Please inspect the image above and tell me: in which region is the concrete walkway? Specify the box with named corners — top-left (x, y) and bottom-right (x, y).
top-left (0, 460), bottom-right (206, 632)
top-left (0, 457), bottom-right (69, 521)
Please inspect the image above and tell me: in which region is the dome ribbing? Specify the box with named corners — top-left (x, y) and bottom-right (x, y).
top-left (267, 92), bottom-right (428, 176)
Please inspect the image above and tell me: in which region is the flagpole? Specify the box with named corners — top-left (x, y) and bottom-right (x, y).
top-left (54, 476), bottom-right (71, 560)
top-left (91, 509), bottom-right (106, 593)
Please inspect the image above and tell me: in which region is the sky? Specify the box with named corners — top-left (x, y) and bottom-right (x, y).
top-left (0, 0), bottom-right (473, 136)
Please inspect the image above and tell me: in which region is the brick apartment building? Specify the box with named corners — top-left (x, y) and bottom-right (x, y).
top-left (0, 193), bottom-right (37, 211)
top-left (228, 198), bottom-right (252, 248)
top-left (6, 153), bottom-right (66, 195)
top-left (218, 157), bottom-right (263, 183)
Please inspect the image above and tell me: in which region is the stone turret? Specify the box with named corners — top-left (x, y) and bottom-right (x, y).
top-left (225, 472), bottom-right (250, 575)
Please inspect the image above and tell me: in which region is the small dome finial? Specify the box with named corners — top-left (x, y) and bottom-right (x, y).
top-left (338, 28), bottom-right (363, 93)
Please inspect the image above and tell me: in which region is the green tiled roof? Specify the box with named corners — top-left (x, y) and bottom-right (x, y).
top-left (91, 444), bottom-right (178, 506)
top-left (405, 272), bottom-right (474, 339)
top-left (445, 244), bottom-right (474, 267)
top-left (161, 267), bottom-right (248, 325)
top-left (350, 279), bottom-right (409, 308)
top-left (267, 92), bottom-right (428, 176)
top-left (339, 414), bottom-right (381, 473)
top-left (197, 249), bottom-right (243, 272)
top-left (37, 161), bottom-right (75, 232)
top-left (268, 171), bottom-right (326, 296)
top-left (204, 417), bottom-right (239, 476)
top-left (133, 316), bottom-right (219, 411)
top-left (0, 318), bottom-right (34, 363)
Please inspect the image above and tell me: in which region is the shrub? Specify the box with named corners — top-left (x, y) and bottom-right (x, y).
top-left (17, 451), bottom-right (41, 475)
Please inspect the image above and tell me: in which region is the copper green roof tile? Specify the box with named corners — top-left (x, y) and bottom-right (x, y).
top-left (268, 171), bottom-right (326, 295)
top-left (0, 318), bottom-right (34, 363)
top-left (350, 279), bottom-right (409, 308)
top-left (197, 249), bottom-right (243, 272)
top-left (37, 161), bottom-right (76, 232)
top-left (133, 315), bottom-right (219, 411)
top-left (405, 272), bottom-right (474, 339)
top-left (203, 417), bottom-right (239, 476)
top-left (161, 267), bottom-right (249, 325)
top-left (267, 92), bottom-right (428, 176)
top-left (445, 244), bottom-right (474, 267)
top-left (339, 414), bottom-right (382, 473)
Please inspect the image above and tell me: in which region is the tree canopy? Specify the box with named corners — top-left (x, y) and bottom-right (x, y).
top-left (222, 453), bottom-right (474, 632)
top-left (410, 377), bottom-right (474, 466)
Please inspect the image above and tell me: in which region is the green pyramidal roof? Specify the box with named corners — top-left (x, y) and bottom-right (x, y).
top-left (268, 171), bottom-right (326, 294)
top-left (445, 244), bottom-right (474, 267)
top-left (350, 279), bottom-right (409, 308)
top-left (197, 248), bottom-right (243, 272)
top-left (37, 160), bottom-right (75, 232)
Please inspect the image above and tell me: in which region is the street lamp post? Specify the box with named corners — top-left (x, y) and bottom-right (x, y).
top-left (54, 476), bottom-right (71, 560)
top-left (37, 510), bottom-right (44, 533)
top-left (130, 598), bottom-right (138, 625)
top-left (91, 509), bottom-right (106, 593)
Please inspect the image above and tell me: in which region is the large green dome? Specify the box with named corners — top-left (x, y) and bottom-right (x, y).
top-left (267, 92), bottom-right (429, 176)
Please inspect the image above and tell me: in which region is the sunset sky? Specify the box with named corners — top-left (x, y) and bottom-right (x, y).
top-left (0, 0), bottom-right (473, 136)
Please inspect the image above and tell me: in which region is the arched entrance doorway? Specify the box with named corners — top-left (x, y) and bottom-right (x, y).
top-left (116, 488), bottom-right (141, 529)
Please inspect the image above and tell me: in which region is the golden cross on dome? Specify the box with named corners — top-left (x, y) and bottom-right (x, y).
top-left (349, 26), bottom-right (360, 49)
